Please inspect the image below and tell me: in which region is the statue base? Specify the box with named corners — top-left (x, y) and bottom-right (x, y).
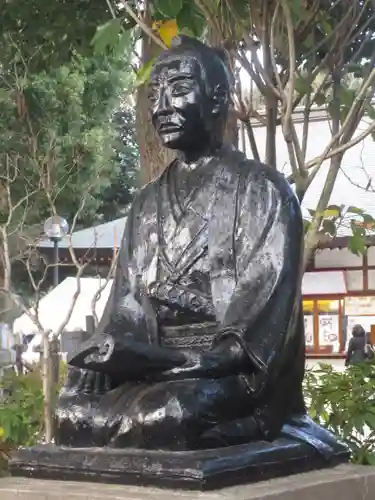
top-left (10, 438), bottom-right (349, 490)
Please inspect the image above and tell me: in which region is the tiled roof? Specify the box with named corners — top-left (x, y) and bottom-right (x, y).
top-left (37, 217), bottom-right (127, 250)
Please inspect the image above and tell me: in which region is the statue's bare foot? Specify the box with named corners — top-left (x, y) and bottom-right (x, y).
top-left (55, 367), bottom-right (114, 447)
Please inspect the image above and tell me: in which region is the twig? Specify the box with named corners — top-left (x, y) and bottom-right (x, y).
top-left (120, 0), bottom-right (166, 50)
top-left (90, 251), bottom-right (118, 327)
top-left (287, 69), bottom-right (375, 183)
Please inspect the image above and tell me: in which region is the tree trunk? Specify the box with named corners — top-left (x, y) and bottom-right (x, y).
top-left (42, 330), bottom-right (54, 442)
top-left (303, 73), bottom-right (342, 269)
top-left (262, 24), bottom-right (277, 169)
top-left (0, 228), bottom-right (11, 323)
top-left (136, 4), bottom-right (175, 184)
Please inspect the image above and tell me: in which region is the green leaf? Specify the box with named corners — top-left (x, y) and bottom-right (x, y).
top-left (321, 20), bottom-right (332, 35)
top-left (351, 221), bottom-right (366, 238)
top-left (365, 452), bottom-right (375, 466)
top-left (290, 0), bottom-right (308, 21)
top-left (365, 103), bottom-right (375, 120)
top-left (339, 86), bottom-right (356, 107)
top-left (364, 412), bottom-right (375, 430)
top-left (176, 0), bottom-right (206, 37)
top-left (152, 8), bottom-right (171, 21)
top-left (154, 0), bottom-right (183, 19)
top-left (347, 206), bottom-right (364, 215)
top-left (314, 92), bottom-right (326, 106)
top-left (115, 32), bottom-right (132, 56)
top-left (338, 86), bottom-right (356, 123)
top-left (362, 213), bottom-right (375, 225)
top-left (346, 63), bottom-right (364, 76)
top-left (91, 18), bottom-right (122, 55)
top-left (230, 0), bottom-right (251, 21)
top-left (295, 77), bottom-right (312, 96)
top-left (180, 27), bottom-right (196, 37)
top-left (303, 218), bottom-right (311, 233)
top-left (328, 204), bottom-right (343, 212)
top-left (303, 33), bottom-right (315, 49)
top-left (348, 233), bottom-right (366, 256)
top-left (0, 88), bottom-right (12, 102)
top-left (136, 57), bottom-right (157, 87)
top-left (322, 219), bottom-right (336, 237)
top-left (324, 206), bottom-right (341, 218)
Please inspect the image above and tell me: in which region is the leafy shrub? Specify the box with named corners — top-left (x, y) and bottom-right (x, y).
top-left (0, 369), bottom-right (44, 447)
top-left (2, 361), bottom-right (375, 468)
top-left (0, 361), bottom-right (67, 473)
top-left (304, 361), bottom-right (375, 464)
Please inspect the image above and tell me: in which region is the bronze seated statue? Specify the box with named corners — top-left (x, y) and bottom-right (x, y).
top-left (10, 36), bottom-right (349, 489)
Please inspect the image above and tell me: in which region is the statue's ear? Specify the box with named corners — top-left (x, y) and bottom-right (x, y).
top-left (212, 84), bottom-right (229, 115)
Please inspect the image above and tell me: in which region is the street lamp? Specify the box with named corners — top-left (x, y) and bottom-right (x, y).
top-left (43, 215), bottom-right (69, 288)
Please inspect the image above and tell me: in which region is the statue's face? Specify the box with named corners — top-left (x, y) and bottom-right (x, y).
top-left (149, 56), bottom-right (210, 151)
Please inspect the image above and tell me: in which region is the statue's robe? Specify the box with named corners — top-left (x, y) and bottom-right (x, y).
top-left (56, 148), bottom-right (339, 456)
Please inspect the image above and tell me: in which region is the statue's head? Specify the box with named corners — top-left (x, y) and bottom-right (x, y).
top-left (149, 36), bottom-right (231, 154)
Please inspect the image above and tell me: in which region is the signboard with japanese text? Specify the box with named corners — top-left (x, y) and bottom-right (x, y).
top-left (318, 315), bottom-right (339, 350)
top-left (345, 296), bottom-right (375, 316)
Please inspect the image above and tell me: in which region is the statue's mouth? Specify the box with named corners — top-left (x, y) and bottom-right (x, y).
top-left (158, 123), bottom-right (181, 133)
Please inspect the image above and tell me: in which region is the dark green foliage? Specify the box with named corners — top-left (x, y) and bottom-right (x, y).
top-left (99, 106), bottom-right (140, 221)
top-left (304, 205), bottom-right (375, 256)
top-left (0, 364), bottom-right (67, 473)
top-left (0, 0), bottom-right (121, 72)
top-left (0, 53), bottom-right (135, 229)
top-left (0, 369), bottom-right (44, 448)
top-left (0, 0), bottom-right (139, 231)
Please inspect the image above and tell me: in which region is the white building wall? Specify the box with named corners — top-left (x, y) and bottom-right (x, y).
top-left (247, 114), bottom-right (375, 230)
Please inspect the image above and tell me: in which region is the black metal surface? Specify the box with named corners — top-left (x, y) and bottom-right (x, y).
top-left (10, 427), bottom-right (349, 491)
top-left (10, 36), bottom-right (350, 489)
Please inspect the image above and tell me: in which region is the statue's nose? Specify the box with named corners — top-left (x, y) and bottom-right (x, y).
top-left (154, 88), bottom-right (172, 114)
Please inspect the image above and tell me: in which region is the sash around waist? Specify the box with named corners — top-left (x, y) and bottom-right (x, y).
top-left (159, 322), bottom-right (218, 350)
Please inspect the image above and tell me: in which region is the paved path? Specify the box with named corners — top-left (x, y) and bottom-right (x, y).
top-left (1, 466), bottom-right (375, 500)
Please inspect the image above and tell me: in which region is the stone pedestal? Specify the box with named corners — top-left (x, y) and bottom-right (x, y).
top-left (1, 465), bottom-right (374, 500)
top-left (9, 438), bottom-right (349, 490)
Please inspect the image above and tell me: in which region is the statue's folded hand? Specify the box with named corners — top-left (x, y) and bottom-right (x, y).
top-left (69, 333), bottom-right (186, 380)
top-left (160, 338), bottom-right (250, 380)
top-left (61, 366), bottom-right (113, 396)
top-left (160, 349), bottom-right (232, 380)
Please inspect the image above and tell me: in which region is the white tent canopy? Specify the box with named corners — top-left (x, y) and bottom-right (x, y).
top-left (13, 277), bottom-right (113, 336)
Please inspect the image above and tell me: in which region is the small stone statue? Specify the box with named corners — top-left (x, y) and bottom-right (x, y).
top-left (11, 36), bottom-right (349, 488)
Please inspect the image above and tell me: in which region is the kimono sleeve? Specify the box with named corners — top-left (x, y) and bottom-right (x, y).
top-left (211, 169), bottom-right (304, 383)
top-left (95, 191), bottom-right (158, 344)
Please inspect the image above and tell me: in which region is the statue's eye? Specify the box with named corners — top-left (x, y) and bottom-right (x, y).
top-left (171, 82), bottom-right (194, 96)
